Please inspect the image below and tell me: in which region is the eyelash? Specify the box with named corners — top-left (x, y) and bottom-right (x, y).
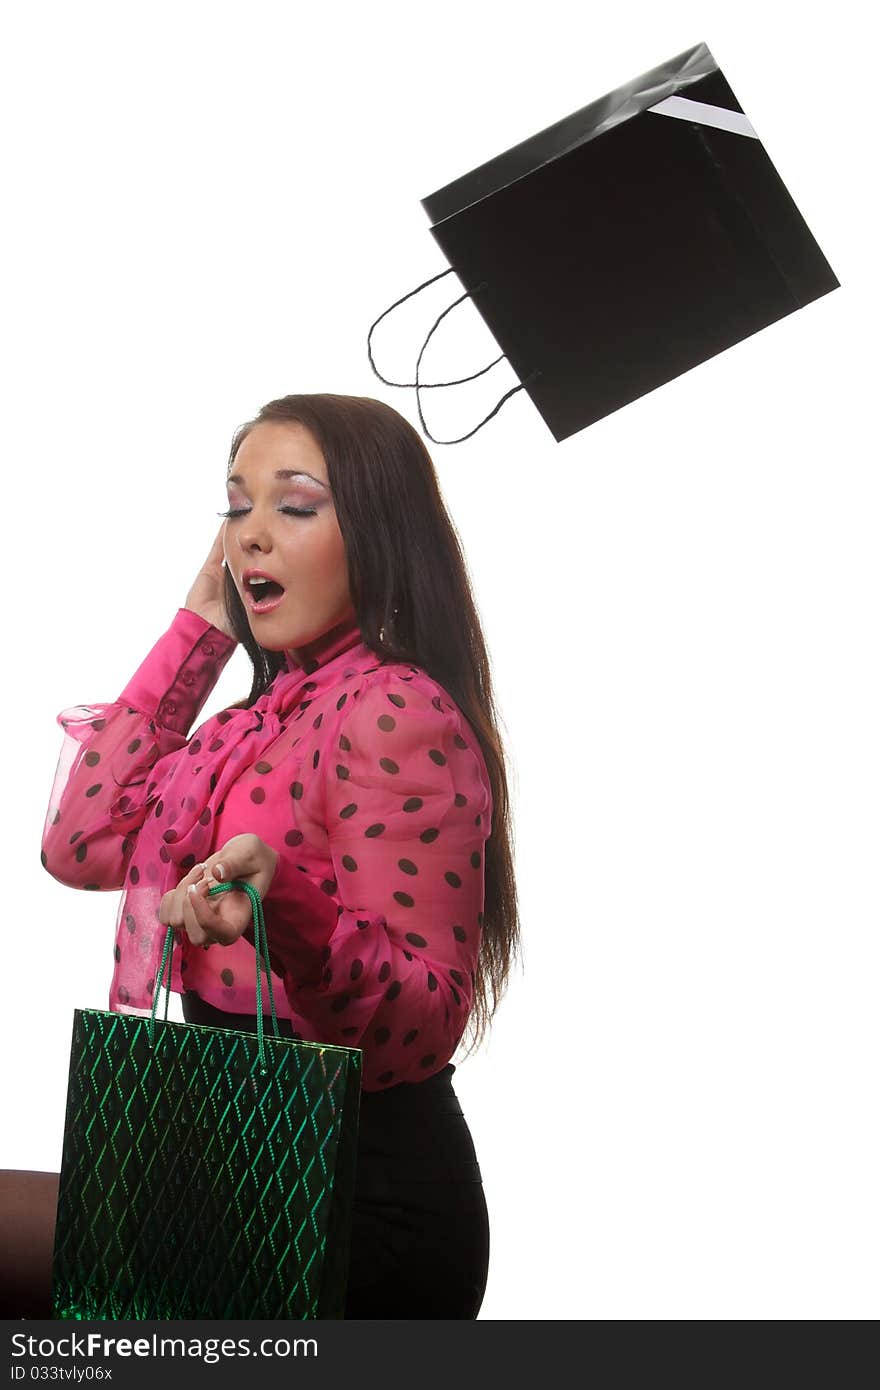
top-left (217, 506), bottom-right (317, 519)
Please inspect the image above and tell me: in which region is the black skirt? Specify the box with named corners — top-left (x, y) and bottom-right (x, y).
top-left (181, 994), bottom-right (490, 1319)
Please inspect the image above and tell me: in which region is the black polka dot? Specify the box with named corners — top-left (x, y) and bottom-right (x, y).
top-left (378, 714), bottom-right (396, 732)
top-left (475, 814), bottom-right (481, 825)
top-left (388, 693), bottom-right (406, 708)
top-left (117, 985), bottom-right (129, 1003)
top-left (69, 830), bottom-right (82, 843)
top-left (127, 739), bottom-right (142, 755)
top-left (129, 866), bottom-right (140, 884)
top-left (428, 749), bottom-right (446, 766)
top-left (356, 919), bottom-right (370, 930)
top-left (454, 794), bottom-right (467, 807)
top-left (336, 693), bottom-right (348, 710)
top-left (470, 852), bottom-right (481, 868)
top-left (453, 925), bottom-right (466, 942)
top-left (330, 993), bottom-right (351, 1013)
top-left (340, 803), bottom-right (358, 819)
top-left (250, 787), bottom-right (266, 805)
top-left (374, 1026), bottom-right (391, 1045)
top-left (403, 1029), bottom-right (419, 1046)
top-left (339, 733), bottom-right (351, 751)
top-left (377, 1070), bottom-right (394, 1084)
top-left (199, 808), bottom-right (212, 826)
top-left (255, 761), bottom-right (272, 774)
top-left (75, 843), bottom-right (87, 863)
top-left (402, 797), bottom-right (423, 812)
top-left (403, 949), bottom-right (413, 961)
top-left (85, 784), bottom-right (102, 798)
top-left (393, 891), bottom-right (414, 907)
top-left (450, 968), bottom-right (465, 985)
top-left (420, 1053), bottom-right (437, 1069)
top-left (180, 854), bottom-right (196, 872)
top-left (451, 987), bottom-right (461, 1006)
top-left (221, 968), bottom-right (234, 986)
top-left (445, 871), bottom-right (462, 888)
top-left (379, 757), bottom-right (399, 774)
top-left (378, 961), bottom-right (391, 983)
top-left (454, 734), bottom-right (468, 749)
top-left (85, 751), bottom-right (100, 767)
top-left (163, 830), bottom-right (179, 843)
top-left (341, 1025), bottom-right (359, 1038)
top-left (365, 823), bottom-right (385, 837)
top-left (385, 980), bottom-right (402, 1001)
top-left (312, 750), bottom-right (320, 770)
top-left (114, 944), bottom-right (120, 961)
top-left (350, 959), bottom-right (364, 981)
top-left (188, 740), bottom-right (202, 756)
top-left (336, 765), bottom-right (350, 780)
top-left (290, 781), bottom-right (304, 799)
top-left (209, 738), bottom-right (224, 752)
top-left (125, 913), bottom-right (136, 933)
top-left (320, 878), bottom-right (338, 895)
top-left (405, 932), bottom-right (427, 948)
top-left (217, 711), bottom-right (232, 724)
top-left (427, 972), bottom-right (438, 991)
top-left (91, 718), bottom-right (106, 731)
top-left (312, 712), bottom-right (324, 729)
top-left (398, 858), bottom-right (418, 875)
top-left (340, 855), bottom-right (357, 873)
top-left (420, 828), bottom-right (439, 843)
top-left (285, 829), bottom-right (304, 847)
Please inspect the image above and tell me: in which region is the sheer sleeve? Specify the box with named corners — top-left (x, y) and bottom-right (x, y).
top-left (260, 669), bottom-right (492, 1087)
top-left (41, 608), bottom-right (237, 891)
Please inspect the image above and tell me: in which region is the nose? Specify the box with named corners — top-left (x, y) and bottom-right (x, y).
top-left (235, 511), bottom-right (274, 558)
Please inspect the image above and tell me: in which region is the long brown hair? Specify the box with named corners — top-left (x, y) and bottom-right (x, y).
top-left (222, 393), bottom-right (520, 1053)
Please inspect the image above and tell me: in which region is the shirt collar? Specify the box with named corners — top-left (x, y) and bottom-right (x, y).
top-left (283, 611), bottom-right (367, 676)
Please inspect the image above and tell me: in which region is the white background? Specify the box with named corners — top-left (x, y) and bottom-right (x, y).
top-left (2, 1), bottom-right (876, 1320)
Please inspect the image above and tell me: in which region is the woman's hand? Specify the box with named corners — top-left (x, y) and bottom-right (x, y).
top-left (158, 834), bottom-right (279, 949)
top-left (184, 522), bottom-right (238, 641)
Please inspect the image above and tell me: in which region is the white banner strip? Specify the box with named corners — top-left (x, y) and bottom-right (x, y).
top-left (647, 95), bottom-right (758, 139)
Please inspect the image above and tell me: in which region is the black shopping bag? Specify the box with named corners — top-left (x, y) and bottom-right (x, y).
top-left (368, 40), bottom-right (839, 444)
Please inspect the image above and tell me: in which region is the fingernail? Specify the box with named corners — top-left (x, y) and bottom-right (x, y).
top-left (214, 863), bottom-right (225, 880)
top-left (187, 884), bottom-right (197, 895)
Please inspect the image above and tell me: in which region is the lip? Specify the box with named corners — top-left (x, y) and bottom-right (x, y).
top-left (241, 568), bottom-right (287, 616)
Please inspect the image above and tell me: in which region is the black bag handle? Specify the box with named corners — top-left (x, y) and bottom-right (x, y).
top-left (367, 267), bottom-right (541, 445)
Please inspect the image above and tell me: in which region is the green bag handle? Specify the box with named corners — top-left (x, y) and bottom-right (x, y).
top-left (148, 879), bottom-right (280, 1073)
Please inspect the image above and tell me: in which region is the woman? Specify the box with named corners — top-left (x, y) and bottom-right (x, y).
top-left (1, 393), bottom-right (520, 1319)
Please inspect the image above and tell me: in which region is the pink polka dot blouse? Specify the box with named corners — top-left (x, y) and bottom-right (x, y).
top-left (41, 608), bottom-right (493, 1091)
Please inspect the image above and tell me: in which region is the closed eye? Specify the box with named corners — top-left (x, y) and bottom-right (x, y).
top-left (217, 506), bottom-right (317, 519)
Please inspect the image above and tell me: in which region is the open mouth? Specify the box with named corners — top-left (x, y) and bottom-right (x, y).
top-left (244, 575), bottom-right (286, 613)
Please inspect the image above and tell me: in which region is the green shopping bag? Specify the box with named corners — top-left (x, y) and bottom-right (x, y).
top-left (50, 880), bottom-right (363, 1320)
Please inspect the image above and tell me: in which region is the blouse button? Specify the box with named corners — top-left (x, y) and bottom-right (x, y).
top-left (202, 643), bottom-right (215, 656)
top-left (165, 700), bottom-right (176, 715)
top-left (182, 671), bottom-right (195, 686)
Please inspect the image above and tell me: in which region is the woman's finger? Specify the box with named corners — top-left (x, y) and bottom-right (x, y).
top-left (181, 883), bottom-right (212, 947)
top-left (158, 862), bottom-right (206, 926)
top-left (185, 877), bottom-right (249, 947)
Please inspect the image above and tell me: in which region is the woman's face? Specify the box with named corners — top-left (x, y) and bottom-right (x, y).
top-left (222, 420), bottom-right (355, 660)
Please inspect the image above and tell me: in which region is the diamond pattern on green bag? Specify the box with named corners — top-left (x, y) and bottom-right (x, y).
top-left (51, 880), bottom-right (362, 1320)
